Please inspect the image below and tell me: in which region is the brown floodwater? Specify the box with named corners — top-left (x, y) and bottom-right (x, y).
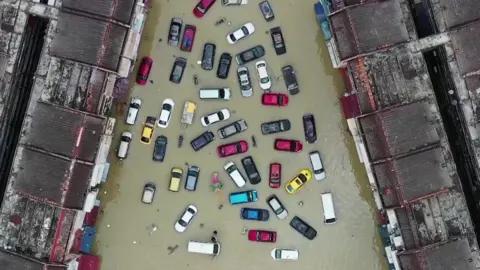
top-left (94, 1), bottom-right (387, 270)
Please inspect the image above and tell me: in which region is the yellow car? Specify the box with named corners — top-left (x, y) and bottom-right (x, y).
top-left (285, 169), bottom-right (312, 194)
top-left (169, 167), bottom-right (183, 192)
top-left (140, 116), bottom-right (157, 144)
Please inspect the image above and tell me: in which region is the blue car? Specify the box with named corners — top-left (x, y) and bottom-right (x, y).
top-left (229, 190), bottom-right (258, 205)
top-left (240, 208), bottom-right (270, 221)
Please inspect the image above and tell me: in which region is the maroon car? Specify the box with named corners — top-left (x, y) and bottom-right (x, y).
top-left (193, 0), bottom-right (216, 18)
top-left (269, 163), bottom-right (281, 188)
top-left (217, 140), bottom-right (248, 158)
top-left (181, 25), bottom-right (197, 52)
top-left (248, 229), bottom-right (277, 243)
top-left (136, 57), bottom-right (153, 85)
top-left (274, 139), bottom-right (302, 152)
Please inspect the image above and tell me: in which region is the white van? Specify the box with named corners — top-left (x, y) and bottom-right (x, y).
top-left (125, 97), bottom-right (142, 125)
top-left (321, 193), bottom-right (337, 224)
top-left (309, 151), bottom-right (326, 180)
top-left (199, 88), bottom-right (231, 100)
top-left (187, 241), bottom-right (221, 255)
top-left (117, 131), bottom-right (133, 159)
top-left (224, 161), bottom-right (246, 187)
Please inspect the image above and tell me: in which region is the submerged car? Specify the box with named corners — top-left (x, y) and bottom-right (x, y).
top-left (193, 0), bottom-right (216, 18)
top-left (274, 139), bottom-right (302, 152)
top-left (185, 166), bottom-right (200, 191)
top-left (303, 114), bottom-right (317, 143)
top-left (266, 194), bottom-right (288, 220)
top-left (261, 119), bottom-right (291, 135)
top-left (169, 57), bottom-right (187, 84)
top-left (169, 167), bottom-right (183, 192)
top-left (262, 93), bottom-right (289, 106)
top-left (141, 182), bottom-right (156, 204)
top-left (201, 109), bottom-right (231, 127)
top-left (180, 25), bottom-right (196, 52)
top-left (270, 249), bottom-right (299, 261)
top-left (270, 27), bottom-right (286, 55)
top-left (158, 98), bottom-right (174, 128)
top-left (140, 116), bottom-right (156, 144)
top-left (168, 18), bottom-right (183, 46)
top-left (259, 0), bottom-right (274, 21)
top-left (217, 53), bottom-right (232, 79)
top-left (191, 131), bottom-right (215, 151)
top-left (282, 65), bottom-right (299, 95)
top-left (217, 119), bottom-right (248, 139)
top-left (248, 230), bottom-right (277, 243)
top-left (255, 60), bottom-right (271, 90)
top-left (229, 190), bottom-right (258, 205)
top-left (136, 57), bottom-right (153, 85)
top-left (153, 136), bottom-right (168, 162)
top-left (226, 22), bottom-right (255, 44)
top-left (241, 156), bottom-right (261, 185)
top-left (175, 205), bottom-right (198, 232)
top-left (285, 169), bottom-right (312, 194)
top-left (240, 208), bottom-right (269, 221)
top-left (269, 163), bottom-right (281, 188)
top-left (222, 0), bottom-right (247, 6)
top-left (217, 140), bottom-right (248, 158)
top-left (290, 216), bottom-right (317, 240)
top-left (236, 45), bottom-right (265, 65)
top-left (125, 97), bottom-right (142, 125)
top-left (237, 67), bottom-right (253, 97)
top-left (201, 43), bottom-right (216, 70)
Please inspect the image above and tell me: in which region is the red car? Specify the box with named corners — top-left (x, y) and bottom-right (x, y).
top-left (180, 25), bottom-right (196, 52)
top-left (269, 163), bottom-right (281, 188)
top-left (136, 57), bottom-right (153, 85)
top-left (248, 230), bottom-right (277, 243)
top-left (274, 139), bottom-right (302, 152)
top-left (193, 0), bottom-right (216, 18)
top-left (217, 140), bottom-right (248, 158)
top-left (261, 93), bottom-right (289, 106)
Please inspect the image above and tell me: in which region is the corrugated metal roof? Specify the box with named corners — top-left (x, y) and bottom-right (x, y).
top-left (62, 0), bottom-right (136, 24)
top-left (449, 22), bottom-right (480, 75)
top-left (436, 0), bottom-right (480, 29)
top-left (12, 148), bottom-right (93, 209)
top-left (330, 0), bottom-right (410, 60)
top-left (23, 102), bottom-right (105, 162)
top-left (0, 248), bottom-right (44, 270)
top-left (50, 12), bottom-right (127, 71)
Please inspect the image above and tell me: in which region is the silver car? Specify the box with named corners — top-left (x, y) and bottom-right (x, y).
top-left (168, 18), bottom-right (183, 46)
top-left (237, 67), bottom-right (253, 97)
top-left (218, 119), bottom-right (248, 139)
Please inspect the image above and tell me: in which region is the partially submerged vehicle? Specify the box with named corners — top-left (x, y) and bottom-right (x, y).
top-left (270, 248), bottom-right (299, 260)
top-left (181, 101), bottom-right (197, 127)
top-left (222, 0), bottom-right (247, 6)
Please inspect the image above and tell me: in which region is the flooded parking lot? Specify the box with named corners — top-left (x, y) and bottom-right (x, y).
top-left (94, 1), bottom-right (387, 269)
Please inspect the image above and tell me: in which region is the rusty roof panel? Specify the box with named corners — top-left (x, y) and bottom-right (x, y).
top-left (449, 22), bottom-right (480, 75)
top-left (437, 0), bottom-right (480, 29)
top-left (62, 0), bottom-right (136, 24)
top-left (0, 248), bottom-right (45, 269)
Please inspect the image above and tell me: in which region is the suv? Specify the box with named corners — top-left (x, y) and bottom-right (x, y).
top-left (201, 43), bottom-right (216, 70)
top-left (170, 57), bottom-right (187, 84)
top-left (218, 119), bottom-right (248, 139)
top-left (261, 119), bottom-right (291, 135)
top-left (185, 166), bottom-right (200, 191)
top-left (191, 131), bottom-right (215, 151)
top-left (236, 45), bottom-right (265, 65)
top-left (282, 65), bottom-right (299, 95)
top-left (237, 67), bottom-right (253, 97)
top-left (153, 136), bottom-right (167, 162)
top-left (217, 53), bottom-right (232, 79)
top-left (241, 156), bottom-right (261, 185)
top-left (270, 27), bottom-right (286, 55)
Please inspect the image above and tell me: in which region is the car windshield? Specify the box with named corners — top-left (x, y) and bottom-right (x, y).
top-left (196, 4), bottom-right (206, 13)
top-left (219, 89), bottom-right (225, 98)
top-left (187, 208), bottom-right (196, 214)
top-left (278, 95), bottom-right (284, 103)
top-left (241, 26), bottom-right (249, 35)
top-left (315, 168), bottom-right (325, 174)
top-left (261, 77), bottom-right (269, 84)
top-left (159, 119), bottom-right (167, 125)
top-left (229, 33), bottom-right (237, 42)
top-left (217, 111), bottom-right (224, 120)
top-left (141, 136), bottom-right (149, 143)
top-left (172, 172), bottom-right (182, 178)
top-left (287, 185), bottom-right (295, 193)
top-left (173, 65), bottom-right (183, 79)
top-left (203, 117), bottom-right (210, 125)
top-left (163, 104), bottom-right (172, 111)
top-left (243, 51), bottom-right (254, 61)
top-left (178, 219), bottom-right (187, 227)
top-left (236, 144), bottom-right (243, 152)
top-left (298, 174), bottom-right (308, 182)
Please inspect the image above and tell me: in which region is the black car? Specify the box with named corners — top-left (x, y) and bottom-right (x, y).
top-left (259, 1), bottom-right (275, 21)
top-left (241, 156), bottom-right (261, 185)
top-left (201, 43), bottom-right (216, 70)
top-left (217, 53), bottom-right (232, 79)
top-left (282, 65), bottom-right (299, 95)
top-left (240, 208), bottom-right (270, 221)
top-left (185, 165), bottom-right (200, 191)
top-left (303, 114), bottom-right (317, 143)
top-left (261, 119), bottom-right (291, 135)
top-left (235, 45), bottom-right (265, 65)
top-left (270, 27), bottom-right (286, 55)
top-left (153, 136), bottom-right (167, 162)
top-left (168, 18), bottom-right (183, 46)
top-left (169, 57), bottom-right (187, 84)
top-left (191, 131), bottom-right (215, 151)
top-left (290, 216), bottom-right (317, 240)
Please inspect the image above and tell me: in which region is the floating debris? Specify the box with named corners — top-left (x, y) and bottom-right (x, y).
top-left (218, 204), bottom-right (223, 210)
top-left (241, 227), bottom-right (248, 235)
top-left (199, 223), bottom-right (204, 228)
top-left (133, 241), bottom-right (137, 244)
top-left (298, 201), bottom-right (304, 207)
top-left (106, 224), bottom-right (111, 228)
top-left (167, 245), bottom-right (179, 255)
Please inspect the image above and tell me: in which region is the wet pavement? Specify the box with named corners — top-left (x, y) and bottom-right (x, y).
top-left (94, 1), bottom-right (387, 269)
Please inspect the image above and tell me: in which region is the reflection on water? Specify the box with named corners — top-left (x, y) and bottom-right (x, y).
top-left (94, 1), bottom-right (387, 270)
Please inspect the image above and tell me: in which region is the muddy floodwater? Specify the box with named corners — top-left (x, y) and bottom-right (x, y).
top-left (94, 1), bottom-right (387, 270)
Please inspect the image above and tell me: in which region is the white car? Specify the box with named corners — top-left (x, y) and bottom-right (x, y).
top-left (270, 249), bottom-right (299, 261)
top-left (222, 0), bottom-right (248, 6)
top-left (226, 23), bottom-right (255, 45)
top-left (125, 97), bottom-right (142, 125)
top-left (174, 205), bottom-right (198, 233)
top-left (158, 98), bottom-right (174, 128)
top-left (255, 61), bottom-right (271, 90)
top-left (201, 109), bottom-right (231, 127)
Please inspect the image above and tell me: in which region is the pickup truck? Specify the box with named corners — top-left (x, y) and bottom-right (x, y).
top-left (261, 119), bottom-right (291, 135)
top-left (282, 65), bottom-right (299, 95)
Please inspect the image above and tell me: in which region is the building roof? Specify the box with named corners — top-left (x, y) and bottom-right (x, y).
top-left (434, 0), bottom-right (480, 30)
top-left (62, 0), bottom-right (136, 24)
top-left (21, 102), bottom-right (105, 162)
top-left (358, 101), bottom-right (441, 161)
top-left (50, 12), bottom-right (128, 71)
top-left (0, 248), bottom-right (66, 269)
top-left (398, 238), bottom-right (476, 270)
top-left (330, 0), bottom-right (411, 60)
top-left (11, 147), bottom-right (94, 209)
top-left (449, 22), bottom-right (480, 75)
